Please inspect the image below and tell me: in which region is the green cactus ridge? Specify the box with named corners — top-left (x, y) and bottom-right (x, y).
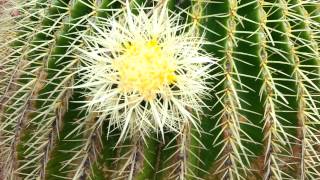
top-left (0, 0), bottom-right (320, 179)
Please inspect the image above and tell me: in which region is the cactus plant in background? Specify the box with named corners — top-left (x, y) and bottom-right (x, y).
top-left (0, 0), bottom-right (320, 180)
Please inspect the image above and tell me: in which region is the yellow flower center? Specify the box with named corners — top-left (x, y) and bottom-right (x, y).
top-left (112, 38), bottom-right (177, 101)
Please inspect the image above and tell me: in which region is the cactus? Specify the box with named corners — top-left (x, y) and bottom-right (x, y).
top-left (0, 0), bottom-right (320, 179)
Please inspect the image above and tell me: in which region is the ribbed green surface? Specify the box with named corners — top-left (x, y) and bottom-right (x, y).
top-left (0, 0), bottom-right (320, 179)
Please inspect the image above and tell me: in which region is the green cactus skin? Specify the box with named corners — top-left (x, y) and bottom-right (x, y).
top-left (0, 0), bottom-right (320, 179)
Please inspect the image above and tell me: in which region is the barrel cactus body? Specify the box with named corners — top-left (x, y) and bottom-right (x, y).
top-left (0, 0), bottom-right (320, 179)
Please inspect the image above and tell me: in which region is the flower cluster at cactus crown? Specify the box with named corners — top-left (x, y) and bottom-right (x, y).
top-left (75, 2), bottom-right (216, 141)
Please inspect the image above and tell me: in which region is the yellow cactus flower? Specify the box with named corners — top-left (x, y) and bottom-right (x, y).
top-left (75, 2), bottom-right (216, 142)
